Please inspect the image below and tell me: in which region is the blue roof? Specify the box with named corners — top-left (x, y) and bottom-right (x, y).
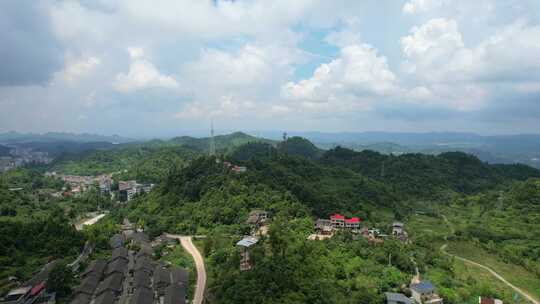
top-left (236, 236), bottom-right (259, 247)
top-left (410, 281), bottom-right (435, 293)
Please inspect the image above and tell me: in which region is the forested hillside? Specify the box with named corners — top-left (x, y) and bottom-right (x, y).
top-left (320, 146), bottom-right (540, 198)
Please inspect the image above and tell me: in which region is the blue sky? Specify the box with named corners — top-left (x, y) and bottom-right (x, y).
top-left (1, 0), bottom-right (540, 137)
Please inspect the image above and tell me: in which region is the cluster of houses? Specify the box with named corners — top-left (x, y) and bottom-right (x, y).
top-left (45, 173), bottom-right (113, 198)
top-left (70, 229), bottom-right (187, 304)
top-left (42, 172), bottom-right (154, 202)
top-left (0, 148), bottom-right (52, 173)
top-left (385, 281), bottom-right (504, 304)
top-left (0, 261), bottom-right (59, 304)
top-left (118, 181), bottom-right (154, 202)
top-left (310, 213), bottom-right (409, 243)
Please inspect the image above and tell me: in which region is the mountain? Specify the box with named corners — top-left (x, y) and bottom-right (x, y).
top-left (320, 146), bottom-right (540, 198)
top-left (277, 137), bottom-right (323, 160)
top-left (0, 144), bottom-right (10, 157)
top-left (253, 131), bottom-right (540, 168)
top-left (171, 131), bottom-right (275, 153)
top-left (0, 131), bottom-right (134, 144)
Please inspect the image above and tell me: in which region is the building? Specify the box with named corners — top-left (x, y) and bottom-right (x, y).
top-left (109, 234), bottom-right (124, 249)
top-left (163, 284), bottom-right (186, 304)
top-left (246, 210), bottom-right (269, 227)
top-left (330, 214), bottom-right (345, 228)
top-left (479, 297), bottom-right (503, 304)
top-left (231, 165), bottom-right (247, 173)
top-left (410, 281), bottom-right (443, 304)
top-left (385, 292), bottom-right (413, 304)
top-left (392, 222), bottom-right (404, 236)
top-left (236, 236), bottom-right (259, 271)
top-left (314, 219), bottom-right (333, 235)
top-left (130, 287), bottom-right (153, 304)
top-left (345, 217), bottom-right (360, 229)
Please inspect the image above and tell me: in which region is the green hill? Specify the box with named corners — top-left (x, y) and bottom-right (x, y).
top-left (171, 131), bottom-right (274, 154)
top-left (278, 136), bottom-right (323, 159)
top-left (320, 146), bottom-right (540, 198)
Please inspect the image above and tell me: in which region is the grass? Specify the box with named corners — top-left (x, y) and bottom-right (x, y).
top-left (447, 240), bottom-right (540, 301)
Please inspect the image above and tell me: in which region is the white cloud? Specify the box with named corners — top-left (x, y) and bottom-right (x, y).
top-left (403, 0), bottom-right (448, 14)
top-left (114, 48), bottom-right (178, 92)
top-left (62, 56), bottom-right (101, 82)
top-left (283, 43), bottom-right (396, 108)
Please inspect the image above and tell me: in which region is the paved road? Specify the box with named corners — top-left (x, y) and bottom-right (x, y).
top-left (75, 213), bottom-right (107, 230)
top-left (166, 234), bottom-right (206, 304)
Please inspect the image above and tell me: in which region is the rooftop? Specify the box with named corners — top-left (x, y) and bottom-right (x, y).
top-left (164, 284), bottom-right (186, 304)
top-left (384, 292), bottom-right (412, 304)
top-left (236, 236), bottom-right (259, 247)
top-left (130, 287), bottom-right (153, 304)
top-left (345, 217), bottom-right (360, 223)
top-left (410, 281), bottom-right (435, 294)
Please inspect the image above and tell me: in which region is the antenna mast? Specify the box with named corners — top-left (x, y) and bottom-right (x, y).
top-left (209, 121), bottom-right (216, 156)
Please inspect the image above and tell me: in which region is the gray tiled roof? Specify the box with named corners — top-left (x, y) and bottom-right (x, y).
top-left (95, 273), bottom-right (124, 296)
top-left (93, 290), bottom-right (116, 304)
top-left (130, 287), bottom-right (153, 304)
top-left (171, 268), bottom-right (188, 285)
top-left (164, 284), bottom-right (186, 304)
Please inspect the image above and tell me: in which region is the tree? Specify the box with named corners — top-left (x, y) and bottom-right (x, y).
top-left (46, 262), bottom-right (73, 298)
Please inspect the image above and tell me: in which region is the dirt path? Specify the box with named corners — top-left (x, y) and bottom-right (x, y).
top-left (166, 234), bottom-right (206, 304)
top-left (439, 215), bottom-right (538, 304)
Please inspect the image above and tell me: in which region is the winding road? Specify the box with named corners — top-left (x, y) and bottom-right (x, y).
top-left (440, 215), bottom-right (539, 304)
top-left (166, 234), bottom-right (206, 304)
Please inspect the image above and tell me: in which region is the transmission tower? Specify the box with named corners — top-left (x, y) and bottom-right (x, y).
top-left (209, 121), bottom-right (216, 156)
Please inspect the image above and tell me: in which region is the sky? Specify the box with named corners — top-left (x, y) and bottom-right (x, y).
top-left (1, 0), bottom-right (540, 138)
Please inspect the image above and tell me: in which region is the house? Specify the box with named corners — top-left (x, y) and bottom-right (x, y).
top-left (330, 214), bottom-right (345, 228)
top-left (93, 291), bottom-right (115, 304)
top-left (110, 247), bottom-right (128, 262)
top-left (410, 281), bottom-right (443, 304)
top-left (246, 210), bottom-right (269, 227)
top-left (133, 256), bottom-right (154, 275)
top-left (345, 217), bottom-right (360, 229)
top-left (171, 268), bottom-right (188, 286)
top-left (73, 275), bottom-right (100, 296)
top-left (109, 234), bottom-right (124, 249)
top-left (130, 287), bottom-right (153, 304)
top-left (392, 222), bottom-right (404, 236)
top-left (385, 292), bottom-right (413, 304)
top-left (236, 236), bottom-right (259, 271)
top-left (314, 219), bottom-right (333, 235)
top-left (135, 245), bottom-right (153, 259)
top-left (479, 297), bottom-right (503, 304)
top-left (94, 273), bottom-right (124, 297)
top-left (104, 259), bottom-right (128, 278)
top-left (163, 284), bottom-right (186, 304)
top-left (69, 293), bottom-right (91, 304)
top-left (81, 260), bottom-right (106, 279)
top-left (2, 286), bottom-right (31, 304)
top-left (131, 270), bottom-right (151, 292)
top-left (231, 165), bottom-right (247, 173)
top-left (153, 267), bottom-right (172, 296)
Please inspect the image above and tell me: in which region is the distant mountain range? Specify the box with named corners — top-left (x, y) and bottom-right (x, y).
top-left (251, 131), bottom-right (540, 169)
top-left (0, 131), bottom-right (134, 144)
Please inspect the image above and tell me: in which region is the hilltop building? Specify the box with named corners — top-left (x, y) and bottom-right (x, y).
top-left (410, 281), bottom-right (443, 304)
top-left (385, 292), bottom-right (413, 304)
top-left (236, 236), bottom-right (259, 271)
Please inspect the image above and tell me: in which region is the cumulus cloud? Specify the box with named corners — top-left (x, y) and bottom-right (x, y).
top-left (114, 48), bottom-right (179, 92)
top-left (403, 0), bottom-right (448, 14)
top-left (62, 56), bottom-right (101, 82)
top-left (282, 43), bottom-right (396, 109)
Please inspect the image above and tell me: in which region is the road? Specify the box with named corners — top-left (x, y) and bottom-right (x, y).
top-left (75, 213), bottom-right (107, 230)
top-left (166, 234), bottom-right (206, 304)
top-left (440, 215), bottom-right (539, 304)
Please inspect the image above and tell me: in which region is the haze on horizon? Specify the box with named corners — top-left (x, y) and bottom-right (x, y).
top-left (1, 0), bottom-right (540, 138)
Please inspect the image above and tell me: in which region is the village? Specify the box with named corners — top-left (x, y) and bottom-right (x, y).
top-left (44, 172), bottom-right (155, 202)
top-left (235, 210), bottom-right (505, 304)
top-left (1, 218), bottom-right (188, 304)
